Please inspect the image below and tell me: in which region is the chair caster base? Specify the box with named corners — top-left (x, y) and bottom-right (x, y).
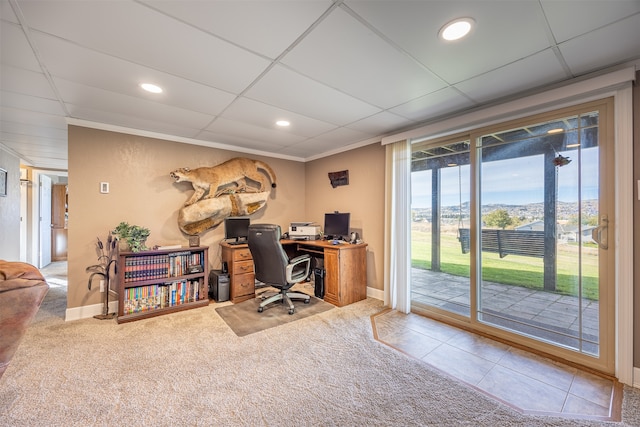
top-left (257, 307), bottom-right (264, 313)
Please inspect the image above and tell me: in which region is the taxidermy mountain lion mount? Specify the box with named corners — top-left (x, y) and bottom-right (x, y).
top-left (170, 157), bottom-right (277, 207)
top-left (170, 157), bottom-right (277, 235)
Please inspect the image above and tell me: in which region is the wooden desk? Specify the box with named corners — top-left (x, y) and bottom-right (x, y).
top-left (220, 243), bottom-right (255, 304)
top-left (220, 239), bottom-right (368, 306)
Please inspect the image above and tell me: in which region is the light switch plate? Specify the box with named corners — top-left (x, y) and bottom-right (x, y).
top-left (100, 182), bottom-right (109, 194)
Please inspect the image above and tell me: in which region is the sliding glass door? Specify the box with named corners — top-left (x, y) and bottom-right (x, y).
top-left (410, 100), bottom-right (614, 373)
top-left (411, 140), bottom-right (471, 318)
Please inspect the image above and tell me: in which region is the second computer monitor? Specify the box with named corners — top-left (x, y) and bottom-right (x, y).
top-left (323, 212), bottom-right (350, 240)
top-left (224, 217), bottom-right (250, 243)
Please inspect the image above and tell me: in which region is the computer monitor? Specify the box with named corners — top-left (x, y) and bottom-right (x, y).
top-left (323, 212), bottom-right (350, 240)
top-left (224, 217), bottom-right (250, 242)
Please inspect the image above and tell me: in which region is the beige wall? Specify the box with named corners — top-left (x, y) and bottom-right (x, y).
top-left (0, 149), bottom-right (20, 261)
top-left (305, 143), bottom-right (385, 292)
top-left (68, 126), bottom-right (305, 309)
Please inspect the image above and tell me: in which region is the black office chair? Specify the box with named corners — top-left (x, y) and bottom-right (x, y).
top-left (247, 224), bottom-right (311, 315)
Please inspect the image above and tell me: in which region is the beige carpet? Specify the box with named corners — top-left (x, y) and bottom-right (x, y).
top-left (216, 291), bottom-right (333, 337)
top-left (3, 268), bottom-right (640, 426)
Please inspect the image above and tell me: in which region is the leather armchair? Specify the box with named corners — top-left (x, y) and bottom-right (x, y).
top-left (0, 260), bottom-right (49, 379)
top-left (247, 224), bottom-right (311, 315)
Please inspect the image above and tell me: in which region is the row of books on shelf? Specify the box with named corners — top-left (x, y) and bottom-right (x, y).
top-left (121, 279), bottom-right (204, 315)
top-left (122, 251), bottom-right (204, 283)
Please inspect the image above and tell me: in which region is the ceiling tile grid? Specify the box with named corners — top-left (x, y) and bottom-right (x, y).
top-left (0, 0), bottom-right (638, 170)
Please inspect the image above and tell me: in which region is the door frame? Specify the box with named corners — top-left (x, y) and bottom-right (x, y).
top-left (30, 169), bottom-right (68, 268)
top-left (392, 69), bottom-right (634, 384)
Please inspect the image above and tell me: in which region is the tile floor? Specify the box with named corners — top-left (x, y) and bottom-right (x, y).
top-left (372, 309), bottom-right (621, 421)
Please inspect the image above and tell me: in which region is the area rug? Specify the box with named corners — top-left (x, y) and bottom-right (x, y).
top-left (215, 292), bottom-right (334, 337)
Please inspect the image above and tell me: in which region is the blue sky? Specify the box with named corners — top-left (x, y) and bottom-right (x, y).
top-left (411, 148), bottom-right (599, 208)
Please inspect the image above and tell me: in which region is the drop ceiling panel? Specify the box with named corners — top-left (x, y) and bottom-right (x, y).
top-left (345, 111), bottom-right (415, 135)
top-left (389, 87), bottom-right (476, 122)
top-left (246, 64), bottom-right (381, 126)
top-left (282, 7), bottom-right (446, 109)
top-left (205, 116), bottom-right (304, 148)
top-left (68, 106), bottom-right (208, 142)
top-left (1, 0), bottom-right (638, 168)
top-left (1, 21), bottom-right (42, 72)
top-left (17, 0), bottom-right (271, 93)
top-left (199, 120), bottom-right (298, 154)
top-left (32, 33), bottom-right (237, 116)
top-left (220, 97), bottom-right (337, 138)
top-left (558, 14), bottom-right (640, 76)
top-left (56, 79), bottom-right (215, 130)
top-left (0, 91), bottom-right (65, 116)
top-left (284, 128), bottom-right (370, 157)
top-left (139, 0), bottom-right (332, 59)
top-left (0, 0), bottom-right (18, 23)
top-left (1, 106), bottom-right (68, 129)
top-left (542, 0), bottom-right (640, 42)
top-left (454, 49), bottom-right (568, 103)
top-left (1, 65), bottom-right (58, 101)
top-left (3, 140), bottom-right (67, 157)
top-left (304, 125), bottom-right (371, 148)
top-left (1, 120), bottom-right (67, 140)
top-left (348, 1), bottom-right (551, 84)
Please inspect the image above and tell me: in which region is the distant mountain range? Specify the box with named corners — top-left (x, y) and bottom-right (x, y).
top-left (413, 200), bottom-right (598, 222)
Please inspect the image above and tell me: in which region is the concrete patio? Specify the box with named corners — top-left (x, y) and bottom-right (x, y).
top-left (411, 268), bottom-right (600, 354)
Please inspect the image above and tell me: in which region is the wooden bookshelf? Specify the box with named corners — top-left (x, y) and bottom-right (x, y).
top-left (116, 246), bottom-right (209, 323)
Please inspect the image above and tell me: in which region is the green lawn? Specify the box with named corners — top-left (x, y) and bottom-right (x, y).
top-left (411, 230), bottom-right (599, 300)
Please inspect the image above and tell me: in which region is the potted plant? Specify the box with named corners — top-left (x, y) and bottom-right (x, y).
top-left (112, 222), bottom-right (150, 252)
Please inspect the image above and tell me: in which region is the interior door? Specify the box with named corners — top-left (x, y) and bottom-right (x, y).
top-left (39, 174), bottom-right (52, 268)
top-left (51, 184), bottom-right (68, 261)
top-left (20, 179), bottom-right (28, 262)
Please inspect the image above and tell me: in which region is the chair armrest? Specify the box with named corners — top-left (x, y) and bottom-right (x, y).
top-left (286, 254), bottom-right (311, 283)
top-left (289, 254), bottom-right (310, 265)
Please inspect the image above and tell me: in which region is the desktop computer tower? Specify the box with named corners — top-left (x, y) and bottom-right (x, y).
top-left (313, 268), bottom-right (325, 299)
top-left (209, 269), bottom-right (229, 302)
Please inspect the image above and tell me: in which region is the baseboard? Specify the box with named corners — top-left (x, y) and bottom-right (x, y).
top-left (65, 300), bottom-right (118, 321)
top-left (65, 289), bottom-right (382, 321)
top-left (367, 286), bottom-right (383, 301)
top-left (633, 367), bottom-right (640, 389)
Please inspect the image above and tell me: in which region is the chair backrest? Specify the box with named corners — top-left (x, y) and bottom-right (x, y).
top-left (247, 224), bottom-right (289, 287)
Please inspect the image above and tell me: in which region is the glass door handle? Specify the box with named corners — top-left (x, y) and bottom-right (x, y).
top-left (591, 215), bottom-right (608, 250)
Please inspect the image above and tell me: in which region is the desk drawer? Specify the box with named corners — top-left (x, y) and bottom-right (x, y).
top-left (233, 248), bottom-right (252, 261)
top-left (232, 260), bottom-right (253, 275)
top-left (232, 273), bottom-right (255, 299)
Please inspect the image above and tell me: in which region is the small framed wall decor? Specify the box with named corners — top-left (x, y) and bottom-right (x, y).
top-left (328, 170), bottom-right (349, 188)
top-left (0, 168), bottom-right (7, 197)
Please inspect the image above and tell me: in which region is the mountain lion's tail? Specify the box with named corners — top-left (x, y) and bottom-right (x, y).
top-left (255, 160), bottom-right (277, 188)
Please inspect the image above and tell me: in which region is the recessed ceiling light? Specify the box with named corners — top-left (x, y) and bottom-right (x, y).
top-left (140, 83), bottom-right (163, 94)
top-left (439, 17), bottom-right (474, 41)
top-left (276, 120), bottom-right (290, 127)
